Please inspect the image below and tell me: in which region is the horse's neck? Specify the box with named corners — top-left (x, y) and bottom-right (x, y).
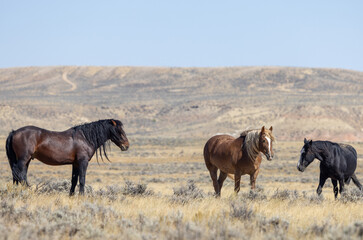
top-left (312, 142), bottom-right (328, 161)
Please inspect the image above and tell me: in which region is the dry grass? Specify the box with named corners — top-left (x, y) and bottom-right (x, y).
top-left (1, 182), bottom-right (363, 240)
top-left (0, 141), bottom-right (363, 239)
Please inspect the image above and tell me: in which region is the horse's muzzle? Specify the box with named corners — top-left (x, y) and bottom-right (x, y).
top-left (297, 164), bottom-right (305, 172)
top-left (121, 145), bottom-right (129, 151)
top-left (265, 153), bottom-right (273, 161)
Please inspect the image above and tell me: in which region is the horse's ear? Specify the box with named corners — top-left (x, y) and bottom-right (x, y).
top-left (304, 138), bottom-right (308, 144)
top-left (309, 140), bottom-right (313, 146)
top-left (111, 120), bottom-right (117, 126)
top-left (261, 126), bottom-right (265, 133)
top-left (269, 126), bottom-right (273, 131)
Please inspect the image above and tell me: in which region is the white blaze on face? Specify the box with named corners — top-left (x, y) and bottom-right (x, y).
top-left (265, 136), bottom-right (271, 156)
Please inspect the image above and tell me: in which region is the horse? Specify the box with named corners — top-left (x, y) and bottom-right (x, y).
top-left (203, 126), bottom-right (275, 196)
top-left (5, 119), bottom-right (129, 195)
top-left (297, 138), bottom-right (362, 198)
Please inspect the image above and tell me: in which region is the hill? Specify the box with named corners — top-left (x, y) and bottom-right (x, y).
top-left (0, 66), bottom-right (362, 142)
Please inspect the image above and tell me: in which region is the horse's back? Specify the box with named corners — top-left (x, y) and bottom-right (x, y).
top-left (204, 134), bottom-right (236, 155)
top-left (14, 125), bottom-right (42, 136)
top-left (339, 144), bottom-right (357, 159)
top-left (13, 126), bottom-right (72, 144)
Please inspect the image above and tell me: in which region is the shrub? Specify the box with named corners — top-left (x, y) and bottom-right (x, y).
top-left (230, 202), bottom-right (254, 221)
top-left (300, 191), bottom-right (324, 204)
top-left (339, 188), bottom-right (363, 203)
top-left (95, 185), bottom-right (124, 201)
top-left (171, 180), bottom-right (205, 204)
top-left (239, 188), bottom-right (267, 201)
top-left (271, 189), bottom-right (299, 201)
top-left (121, 180), bottom-right (153, 196)
top-left (260, 216), bottom-right (289, 232)
top-left (35, 179), bottom-right (93, 194)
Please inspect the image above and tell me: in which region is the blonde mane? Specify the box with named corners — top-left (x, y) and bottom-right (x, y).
top-left (240, 129), bottom-right (275, 161)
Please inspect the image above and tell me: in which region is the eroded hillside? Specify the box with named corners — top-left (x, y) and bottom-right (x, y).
top-left (0, 66), bottom-right (362, 141)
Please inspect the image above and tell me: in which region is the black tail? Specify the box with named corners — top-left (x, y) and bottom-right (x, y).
top-left (351, 173), bottom-right (363, 191)
top-left (6, 131), bottom-right (18, 183)
top-left (6, 131), bottom-right (17, 168)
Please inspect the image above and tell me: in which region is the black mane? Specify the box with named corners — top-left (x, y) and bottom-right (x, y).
top-left (72, 119), bottom-right (123, 162)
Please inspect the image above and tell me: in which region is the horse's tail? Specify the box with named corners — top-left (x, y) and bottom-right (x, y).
top-left (351, 173), bottom-right (363, 191)
top-left (203, 141), bottom-right (210, 166)
top-left (6, 130), bottom-right (18, 182)
top-left (6, 131), bottom-right (17, 167)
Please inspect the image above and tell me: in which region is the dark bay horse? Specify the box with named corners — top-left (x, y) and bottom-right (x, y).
top-left (204, 126), bottom-right (275, 196)
top-left (5, 119), bottom-right (129, 195)
top-left (297, 138), bottom-right (362, 198)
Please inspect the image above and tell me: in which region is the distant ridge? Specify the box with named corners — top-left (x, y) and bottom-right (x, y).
top-left (0, 66), bottom-right (362, 141)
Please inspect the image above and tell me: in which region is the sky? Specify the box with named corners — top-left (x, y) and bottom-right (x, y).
top-left (1, 1), bottom-right (363, 71)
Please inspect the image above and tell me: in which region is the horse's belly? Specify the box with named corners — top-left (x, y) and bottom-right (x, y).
top-left (33, 149), bottom-right (74, 165)
top-left (210, 157), bottom-right (235, 174)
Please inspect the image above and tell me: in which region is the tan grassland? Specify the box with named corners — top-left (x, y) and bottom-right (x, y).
top-left (0, 140), bottom-right (363, 239)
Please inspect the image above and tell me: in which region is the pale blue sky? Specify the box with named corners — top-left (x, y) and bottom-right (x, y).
top-left (1, 1), bottom-right (362, 71)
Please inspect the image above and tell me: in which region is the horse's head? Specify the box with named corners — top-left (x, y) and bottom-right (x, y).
top-left (109, 119), bottom-right (129, 151)
top-left (259, 126), bottom-right (274, 161)
top-left (297, 138), bottom-right (314, 172)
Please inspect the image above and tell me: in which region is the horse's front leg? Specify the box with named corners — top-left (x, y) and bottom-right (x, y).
top-left (317, 172), bottom-right (328, 195)
top-left (250, 169), bottom-right (260, 190)
top-left (234, 169), bottom-right (242, 194)
top-left (78, 159), bottom-right (89, 195)
top-left (70, 163), bottom-right (80, 196)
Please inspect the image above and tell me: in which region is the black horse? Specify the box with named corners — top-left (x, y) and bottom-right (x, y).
top-left (6, 119), bottom-right (129, 195)
top-left (297, 138), bottom-right (362, 198)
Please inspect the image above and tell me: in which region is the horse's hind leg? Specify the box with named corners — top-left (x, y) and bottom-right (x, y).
top-left (70, 163), bottom-right (80, 196)
top-left (351, 173), bottom-right (363, 191)
top-left (338, 179), bottom-right (345, 195)
top-left (204, 148), bottom-right (220, 196)
top-left (218, 171), bottom-right (228, 194)
top-left (208, 166), bottom-right (220, 196)
top-left (331, 179), bottom-right (338, 199)
top-left (13, 157), bottom-right (31, 186)
top-left (23, 161), bottom-right (31, 187)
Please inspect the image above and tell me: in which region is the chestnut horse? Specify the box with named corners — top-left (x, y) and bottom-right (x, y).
top-left (5, 119), bottom-right (129, 195)
top-left (204, 126), bottom-right (274, 196)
